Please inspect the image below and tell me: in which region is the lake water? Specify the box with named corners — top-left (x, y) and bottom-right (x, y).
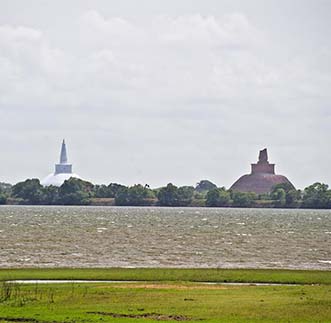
top-left (0, 206), bottom-right (330, 270)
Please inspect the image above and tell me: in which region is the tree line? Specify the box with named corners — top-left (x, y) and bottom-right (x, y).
top-left (1, 179), bottom-right (331, 209)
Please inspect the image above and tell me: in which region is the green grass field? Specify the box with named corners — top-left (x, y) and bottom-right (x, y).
top-left (1, 268), bottom-right (331, 285)
top-left (0, 268), bottom-right (330, 323)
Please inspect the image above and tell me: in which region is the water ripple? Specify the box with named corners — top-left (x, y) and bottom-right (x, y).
top-left (0, 206), bottom-right (330, 269)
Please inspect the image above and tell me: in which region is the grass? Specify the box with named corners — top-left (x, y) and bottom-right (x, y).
top-left (0, 268), bottom-right (330, 322)
top-left (1, 267), bottom-right (331, 285)
top-left (0, 281), bottom-right (330, 322)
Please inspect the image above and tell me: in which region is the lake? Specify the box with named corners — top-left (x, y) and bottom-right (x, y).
top-left (0, 206), bottom-right (330, 269)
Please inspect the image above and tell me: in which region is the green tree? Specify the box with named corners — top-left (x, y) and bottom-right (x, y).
top-left (271, 183), bottom-right (301, 208)
top-left (114, 186), bottom-right (129, 205)
top-left (286, 189), bottom-right (302, 208)
top-left (157, 184), bottom-right (195, 207)
top-left (115, 184), bottom-right (155, 206)
top-left (157, 183), bottom-right (179, 206)
top-left (93, 184), bottom-right (109, 198)
top-left (93, 183), bottom-right (126, 198)
top-left (271, 188), bottom-right (286, 207)
top-left (0, 182), bottom-right (12, 195)
top-left (126, 185), bottom-right (145, 205)
top-left (258, 193), bottom-right (271, 200)
top-left (302, 182), bottom-right (331, 209)
top-left (12, 179), bottom-right (45, 204)
top-left (0, 194), bottom-right (6, 204)
top-left (195, 180), bottom-right (217, 193)
top-left (108, 183), bottom-right (127, 198)
top-left (128, 184), bottom-right (155, 206)
top-left (177, 186), bottom-right (194, 206)
top-left (0, 182), bottom-right (11, 205)
top-left (43, 185), bottom-right (60, 205)
top-left (231, 191), bottom-right (257, 207)
top-left (206, 188), bottom-right (231, 207)
top-left (193, 191), bottom-right (205, 200)
top-left (58, 178), bottom-right (93, 205)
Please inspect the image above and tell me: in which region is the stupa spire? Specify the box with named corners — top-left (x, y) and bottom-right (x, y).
top-left (54, 139), bottom-right (72, 175)
top-left (251, 148), bottom-right (275, 174)
top-left (41, 139), bottom-right (81, 186)
top-left (258, 148), bottom-right (268, 164)
top-left (60, 139), bottom-right (68, 164)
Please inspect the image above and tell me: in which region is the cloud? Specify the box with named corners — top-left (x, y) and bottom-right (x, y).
top-left (157, 13), bottom-right (259, 49)
top-left (0, 11), bottom-right (327, 119)
top-left (0, 11), bottom-right (285, 112)
top-left (0, 25), bottom-right (42, 44)
top-left (0, 7), bottom-right (330, 187)
top-left (0, 24), bottom-right (73, 108)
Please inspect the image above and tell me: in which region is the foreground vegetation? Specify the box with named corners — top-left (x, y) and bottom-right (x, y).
top-left (0, 268), bottom-right (331, 322)
top-left (1, 268), bottom-right (331, 285)
top-left (1, 179), bottom-right (331, 208)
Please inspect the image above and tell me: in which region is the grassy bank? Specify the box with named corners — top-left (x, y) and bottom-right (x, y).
top-left (1, 268), bottom-right (331, 285)
top-left (0, 281), bottom-right (330, 322)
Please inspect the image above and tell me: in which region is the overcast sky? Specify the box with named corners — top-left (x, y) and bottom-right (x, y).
top-left (0, 0), bottom-right (330, 188)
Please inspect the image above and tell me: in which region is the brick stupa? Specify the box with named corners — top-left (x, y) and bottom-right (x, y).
top-left (230, 148), bottom-right (294, 194)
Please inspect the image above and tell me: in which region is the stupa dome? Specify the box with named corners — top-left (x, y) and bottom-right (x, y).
top-left (230, 148), bottom-right (294, 194)
top-left (41, 140), bottom-right (81, 187)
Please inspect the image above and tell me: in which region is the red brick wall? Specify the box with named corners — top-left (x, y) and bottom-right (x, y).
top-left (251, 163), bottom-right (275, 174)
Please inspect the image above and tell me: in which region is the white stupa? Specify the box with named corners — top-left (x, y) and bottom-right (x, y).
top-left (41, 139), bottom-right (81, 187)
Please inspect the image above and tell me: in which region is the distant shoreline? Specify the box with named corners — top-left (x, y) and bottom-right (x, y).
top-left (0, 200), bottom-right (326, 210)
top-left (1, 179), bottom-right (331, 209)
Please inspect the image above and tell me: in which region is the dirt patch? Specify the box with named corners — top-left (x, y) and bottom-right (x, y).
top-left (0, 318), bottom-right (58, 323)
top-left (95, 283), bottom-right (234, 290)
top-left (87, 311), bottom-right (193, 321)
top-left (0, 319), bottom-right (39, 323)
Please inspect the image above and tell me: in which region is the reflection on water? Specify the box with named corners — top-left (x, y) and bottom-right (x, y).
top-left (0, 206), bottom-right (330, 269)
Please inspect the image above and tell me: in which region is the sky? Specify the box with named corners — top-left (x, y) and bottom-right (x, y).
top-left (0, 0), bottom-right (330, 188)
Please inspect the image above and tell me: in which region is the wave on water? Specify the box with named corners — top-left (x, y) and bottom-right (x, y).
top-left (0, 206), bottom-right (330, 270)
